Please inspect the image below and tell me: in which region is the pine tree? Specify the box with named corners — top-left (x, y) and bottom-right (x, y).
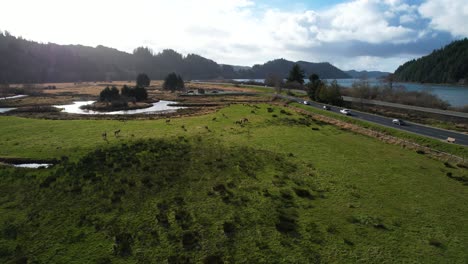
top-left (136, 73), bottom-right (150, 87)
top-left (287, 64), bottom-right (305, 84)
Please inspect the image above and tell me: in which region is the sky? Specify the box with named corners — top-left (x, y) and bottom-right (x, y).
top-left (1, 0), bottom-right (467, 72)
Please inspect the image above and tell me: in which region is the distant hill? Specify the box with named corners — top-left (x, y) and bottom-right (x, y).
top-left (345, 70), bottom-right (390, 79)
top-left (237, 59), bottom-right (350, 79)
top-left (393, 38), bottom-right (468, 84)
top-left (0, 32), bottom-right (349, 83)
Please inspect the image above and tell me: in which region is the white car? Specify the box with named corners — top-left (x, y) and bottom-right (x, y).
top-left (392, 119), bottom-right (404, 125)
top-left (340, 109), bottom-right (351, 115)
top-left (322, 105), bottom-right (330, 110)
top-left (303, 101), bottom-right (310, 105)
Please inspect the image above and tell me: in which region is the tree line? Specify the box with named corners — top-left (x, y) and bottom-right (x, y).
top-left (0, 31), bottom-right (350, 84)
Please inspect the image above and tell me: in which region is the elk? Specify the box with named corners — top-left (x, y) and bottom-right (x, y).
top-left (114, 129), bottom-right (121, 137)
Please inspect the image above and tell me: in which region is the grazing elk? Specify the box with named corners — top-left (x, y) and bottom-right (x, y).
top-left (102, 132), bottom-right (108, 141)
top-left (235, 118), bottom-right (249, 125)
top-left (166, 119), bottom-right (171, 124)
top-left (114, 129), bottom-right (121, 137)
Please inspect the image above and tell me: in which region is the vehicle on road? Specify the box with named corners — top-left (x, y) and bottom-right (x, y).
top-left (392, 119), bottom-right (404, 125)
top-left (340, 109), bottom-right (351, 115)
top-left (323, 105), bottom-right (330, 110)
top-left (303, 101), bottom-right (310, 105)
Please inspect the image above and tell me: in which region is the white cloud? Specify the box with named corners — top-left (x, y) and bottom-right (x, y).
top-left (0, 0), bottom-right (460, 71)
top-left (419, 0), bottom-right (468, 37)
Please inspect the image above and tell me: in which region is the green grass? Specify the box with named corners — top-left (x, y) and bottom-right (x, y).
top-left (0, 104), bottom-right (467, 263)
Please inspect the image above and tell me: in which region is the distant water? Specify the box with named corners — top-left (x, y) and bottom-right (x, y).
top-left (233, 78), bottom-right (468, 107)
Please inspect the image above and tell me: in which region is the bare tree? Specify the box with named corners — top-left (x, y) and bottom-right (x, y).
top-left (265, 73), bottom-right (284, 94)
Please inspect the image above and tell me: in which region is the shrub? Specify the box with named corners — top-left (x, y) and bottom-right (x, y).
top-left (429, 239), bottom-right (443, 248)
top-left (276, 208), bottom-right (299, 234)
top-left (204, 255), bottom-right (224, 264)
top-left (182, 231), bottom-right (200, 250)
top-left (113, 233), bottom-right (133, 257)
top-left (223, 222), bottom-right (236, 238)
top-left (293, 188), bottom-right (314, 199)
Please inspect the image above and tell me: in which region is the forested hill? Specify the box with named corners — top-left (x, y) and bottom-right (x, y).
top-left (236, 59), bottom-right (350, 79)
top-left (0, 32), bottom-right (349, 83)
top-left (393, 38), bottom-right (468, 84)
top-left (345, 70), bottom-right (390, 79)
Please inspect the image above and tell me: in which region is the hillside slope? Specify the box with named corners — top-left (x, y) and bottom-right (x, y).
top-left (393, 38), bottom-right (468, 84)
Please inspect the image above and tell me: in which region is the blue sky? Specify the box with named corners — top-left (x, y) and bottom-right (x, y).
top-left (255, 0), bottom-right (347, 10)
top-left (0, 0), bottom-right (466, 72)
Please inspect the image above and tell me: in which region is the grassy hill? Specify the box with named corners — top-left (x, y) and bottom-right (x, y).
top-left (394, 38), bottom-right (468, 84)
top-left (0, 104), bottom-right (467, 263)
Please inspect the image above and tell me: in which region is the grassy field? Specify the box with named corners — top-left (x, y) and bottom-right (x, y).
top-left (0, 103), bottom-right (467, 263)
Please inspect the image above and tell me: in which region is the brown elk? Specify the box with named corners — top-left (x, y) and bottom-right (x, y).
top-left (102, 132), bottom-right (108, 142)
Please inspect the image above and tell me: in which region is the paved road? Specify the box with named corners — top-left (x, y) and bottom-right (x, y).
top-left (280, 95), bottom-right (468, 146)
top-left (342, 96), bottom-right (468, 118)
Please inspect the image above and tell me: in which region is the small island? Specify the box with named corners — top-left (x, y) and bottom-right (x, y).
top-left (81, 80), bottom-right (151, 112)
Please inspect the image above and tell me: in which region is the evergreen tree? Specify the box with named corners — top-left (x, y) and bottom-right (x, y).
top-left (133, 86), bottom-right (148, 101)
top-left (110, 86), bottom-right (120, 100)
top-left (326, 80), bottom-right (344, 106)
top-left (163, 73), bottom-right (184, 92)
top-left (306, 73), bottom-right (323, 100)
top-left (136, 73), bottom-right (150, 87)
top-left (287, 64), bottom-right (305, 85)
top-left (121, 85), bottom-right (133, 98)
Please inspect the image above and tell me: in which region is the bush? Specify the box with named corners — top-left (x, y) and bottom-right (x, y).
top-left (429, 239), bottom-right (443, 248)
top-left (276, 208), bottom-right (299, 234)
top-left (113, 233), bottom-right (133, 257)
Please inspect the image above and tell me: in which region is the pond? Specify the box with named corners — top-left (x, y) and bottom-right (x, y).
top-left (13, 163), bottom-right (52, 169)
top-left (0, 107), bottom-right (16, 113)
top-left (54, 100), bottom-right (184, 115)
